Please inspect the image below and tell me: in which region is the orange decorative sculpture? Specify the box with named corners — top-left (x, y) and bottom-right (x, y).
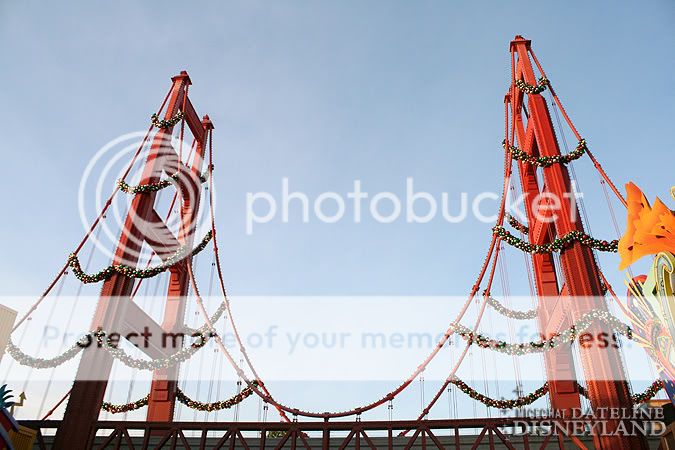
top-left (619, 182), bottom-right (675, 269)
top-left (620, 183), bottom-right (675, 404)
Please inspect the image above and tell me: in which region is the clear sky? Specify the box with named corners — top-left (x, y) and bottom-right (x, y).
top-left (1, 1), bottom-right (674, 297)
top-left (1, 0), bottom-right (674, 423)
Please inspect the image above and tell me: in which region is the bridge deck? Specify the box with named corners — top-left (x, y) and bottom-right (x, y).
top-left (18, 418), bottom-right (663, 449)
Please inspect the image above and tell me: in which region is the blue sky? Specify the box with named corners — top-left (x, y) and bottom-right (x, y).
top-left (1, 1), bottom-right (674, 298)
top-left (1, 1), bottom-right (674, 297)
top-left (1, 0), bottom-right (674, 422)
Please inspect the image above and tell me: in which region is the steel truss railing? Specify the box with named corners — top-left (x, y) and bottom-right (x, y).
top-left (19, 417), bottom-right (610, 450)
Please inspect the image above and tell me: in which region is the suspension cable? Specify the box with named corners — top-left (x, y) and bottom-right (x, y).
top-left (528, 47), bottom-right (626, 208)
top-left (12, 85), bottom-right (175, 333)
top-left (21, 271), bottom-right (68, 400)
top-left (37, 225), bottom-right (103, 418)
top-left (130, 139), bottom-right (199, 299)
top-left (402, 243), bottom-right (504, 434)
top-left (178, 84), bottom-right (189, 165)
top-left (188, 128), bottom-right (509, 420)
top-left (600, 271), bottom-right (659, 383)
top-left (40, 389), bottom-right (71, 420)
top-left (401, 106), bottom-right (516, 429)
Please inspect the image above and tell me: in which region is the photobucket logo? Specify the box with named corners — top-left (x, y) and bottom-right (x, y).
top-left (78, 131), bottom-right (215, 262)
top-left (245, 178), bottom-right (584, 234)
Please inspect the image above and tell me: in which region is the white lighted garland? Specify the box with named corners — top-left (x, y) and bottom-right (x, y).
top-left (452, 309), bottom-right (632, 356)
top-left (5, 339), bottom-right (87, 369)
top-left (7, 296), bottom-right (229, 370)
top-left (486, 297), bottom-right (538, 320)
top-left (93, 330), bottom-right (210, 370)
top-left (183, 301), bottom-right (227, 335)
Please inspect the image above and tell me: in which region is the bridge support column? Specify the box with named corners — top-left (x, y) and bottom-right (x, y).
top-left (53, 72), bottom-right (212, 449)
top-left (509, 35), bottom-right (648, 449)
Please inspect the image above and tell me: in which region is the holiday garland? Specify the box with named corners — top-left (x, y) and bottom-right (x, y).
top-left (493, 226), bottom-right (618, 254)
top-left (515, 77), bottom-right (550, 94)
top-left (452, 377), bottom-right (662, 409)
top-left (98, 375), bottom-right (661, 415)
top-left (576, 383), bottom-right (588, 399)
top-left (183, 301), bottom-right (227, 335)
top-left (451, 377), bottom-right (548, 409)
top-left (507, 214), bottom-right (529, 234)
top-left (452, 308), bottom-right (633, 356)
top-left (577, 380), bottom-right (664, 404)
top-left (102, 395), bottom-right (149, 414)
top-left (487, 297), bottom-right (538, 320)
top-left (100, 382), bottom-right (258, 414)
top-left (503, 139), bottom-right (587, 168)
top-left (5, 337), bottom-right (88, 369)
top-left (68, 231), bottom-right (213, 284)
top-left (117, 171), bottom-right (209, 194)
top-left (94, 329), bottom-right (209, 371)
top-left (631, 379), bottom-right (665, 403)
top-left (151, 111), bottom-right (184, 129)
top-left (7, 324), bottom-right (214, 370)
top-left (176, 381), bottom-right (258, 412)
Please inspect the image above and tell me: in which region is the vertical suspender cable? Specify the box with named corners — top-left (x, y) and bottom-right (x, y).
top-left (12, 86), bottom-right (174, 333)
top-left (37, 225), bottom-right (104, 418)
top-left (204, 255), bottom-right (218, 422)
top-left (529, 49), bottom-right (626, 208)
top-left (20, 271), bottom-right (68, 419)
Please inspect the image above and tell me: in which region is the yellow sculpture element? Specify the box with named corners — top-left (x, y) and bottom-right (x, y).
top-left (8, 392), bottom-right (25, 416)
top-left (618, 182), bottom-right (675, 270)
